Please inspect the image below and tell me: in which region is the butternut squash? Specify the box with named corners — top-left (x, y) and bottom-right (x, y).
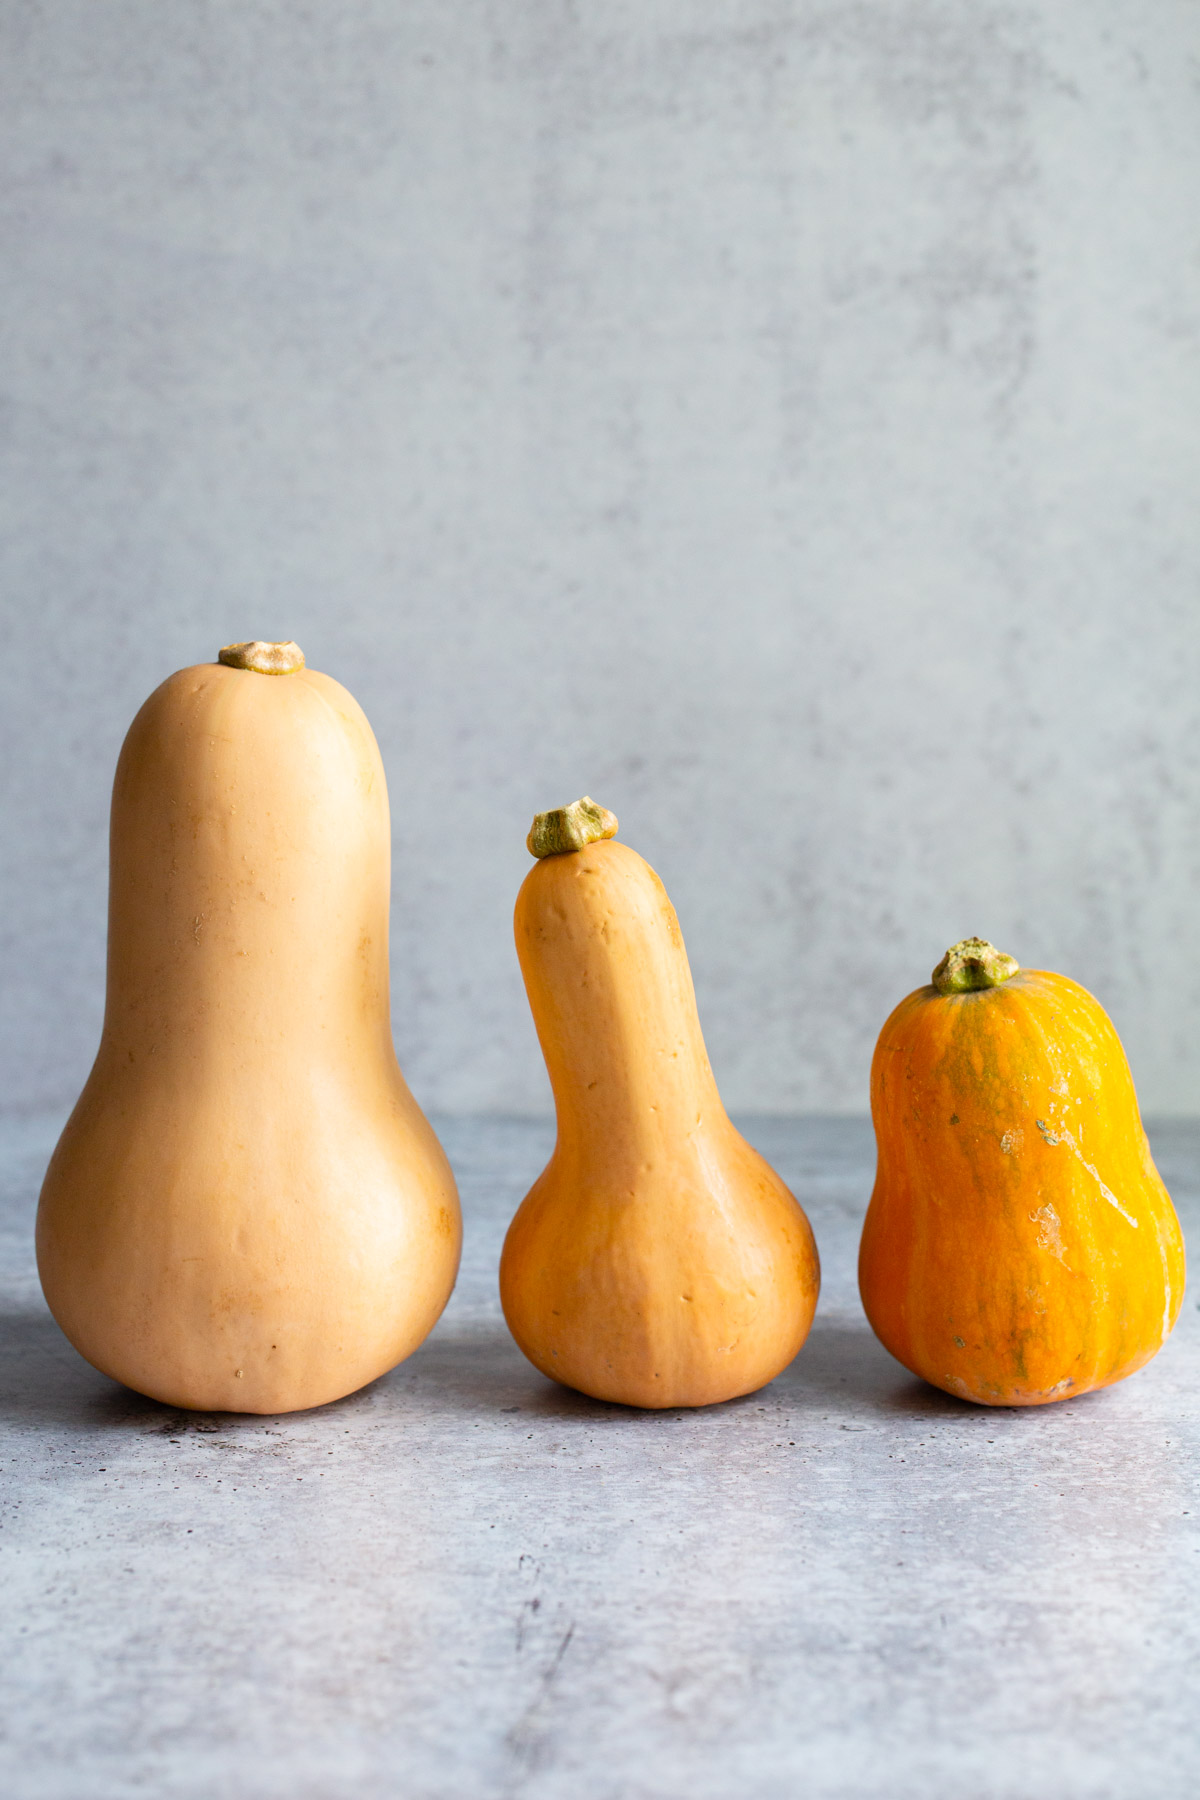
top-left (36, 641), bottom-right (461, 1413)
top-left (859, 937), bottom-right (1186, 1405)
top-left (500, 798), bottom-right (820, 1408)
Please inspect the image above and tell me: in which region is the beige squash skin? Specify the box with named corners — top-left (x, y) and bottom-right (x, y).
top-left (36, 661), bottom-right (461, 1413)
top-left (500, 838), bottom-right (820, 1408)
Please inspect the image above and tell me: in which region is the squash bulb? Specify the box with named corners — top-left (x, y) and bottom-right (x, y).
top-left (500, 798), bottom-right (820, 1409)
top-left (36, 644), bottom-right (461, 1413)
top-left (859, 937), bottom-right (1186, 1406)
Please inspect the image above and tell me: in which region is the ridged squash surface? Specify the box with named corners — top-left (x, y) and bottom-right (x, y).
top-left (859, 967), bottom-right (1185, 1405)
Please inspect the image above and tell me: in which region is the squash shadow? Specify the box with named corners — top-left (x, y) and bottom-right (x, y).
top-left (0, 1303), bottom-right (150, 1430)
top-left (0, 1303), bottom-right (367, 1435)
top-left (0, 1302), bottom-right (988, 1434)
top-left (771, 1316), bottom-right (971, 1419)
top-left (388, 1311), bottom-right (632, 1422)
top-left (383, 1310), bottom-right (980, 1426)
top-left (771, 1317), bottom-right (1130, 1422)
top-left (0, 1301), bottom-right (606, 1434)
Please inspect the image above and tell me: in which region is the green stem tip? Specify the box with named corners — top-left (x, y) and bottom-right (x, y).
top-left (527, 796), bottom-right (618, 859)
top-left (932, 937), bottom-right (1020, 994)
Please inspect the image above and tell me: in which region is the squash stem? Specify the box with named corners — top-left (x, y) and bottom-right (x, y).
top-left (527, 797), bottom-right (618, 859)
top-left (218, 641), bottom-right (305, 675)
top-left (932, 937), bottom-right (1020, 994)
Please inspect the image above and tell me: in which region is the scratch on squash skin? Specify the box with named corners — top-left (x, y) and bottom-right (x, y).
top-left (1158, 1228), bottom-right (1174, 1346)
top-left (1029, 1202), bottom-right (1070, 1268)
top-left (1034, 1116), bottom-right (1138, 1228)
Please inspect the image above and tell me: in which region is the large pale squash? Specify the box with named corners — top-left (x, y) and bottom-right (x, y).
top-left (500, 798), bottom-right (820, 1409)
top-left (859, 937), bottom-right (1186, 1405)
top-left (37, 641), bottom-right (461, 1413)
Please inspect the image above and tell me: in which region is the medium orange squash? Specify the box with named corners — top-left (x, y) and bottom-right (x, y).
top-left (500, 798), bottom-right (820, 1409)
top-left (37, 641), bottom-right (461, 1413)
top-left (859, 937), bottom-right (1185, 1405)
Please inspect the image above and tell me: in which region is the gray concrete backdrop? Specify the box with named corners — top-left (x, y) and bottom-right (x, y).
top-left (1, 2), bottom-right (1198, 1117)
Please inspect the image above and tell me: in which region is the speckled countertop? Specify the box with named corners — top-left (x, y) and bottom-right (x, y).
top-left (2, 1115), bottom-right (1197, 1800)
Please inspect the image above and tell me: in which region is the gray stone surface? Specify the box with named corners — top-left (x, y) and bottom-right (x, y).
top-left (2, 4), bottom-right (1200, 1117)
top-left (1, 1113), bottom-right (1197, 1799)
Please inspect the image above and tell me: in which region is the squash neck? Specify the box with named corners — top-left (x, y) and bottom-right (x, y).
top-left (551, 1060), bottom-right (725, 1172)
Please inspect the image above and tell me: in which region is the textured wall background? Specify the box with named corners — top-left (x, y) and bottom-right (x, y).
top-left (1, 2), bottom-right (1198, 1117)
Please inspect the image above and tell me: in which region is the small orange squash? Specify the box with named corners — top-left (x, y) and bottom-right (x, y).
top-left (500, 798), bottom-right (820, 1409)
top-left (36, 641), bottom-right (462, 1413)
top-left (859, 937), bottom-right (1185, 1405)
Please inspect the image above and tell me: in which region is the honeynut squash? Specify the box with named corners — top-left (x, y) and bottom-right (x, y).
top-left (859, 937), bottom-right (1185, 1406)
top-left (37, 642), bottom-right (461, 1414)
top-left (501, 797), bottom-right (821, 1409)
